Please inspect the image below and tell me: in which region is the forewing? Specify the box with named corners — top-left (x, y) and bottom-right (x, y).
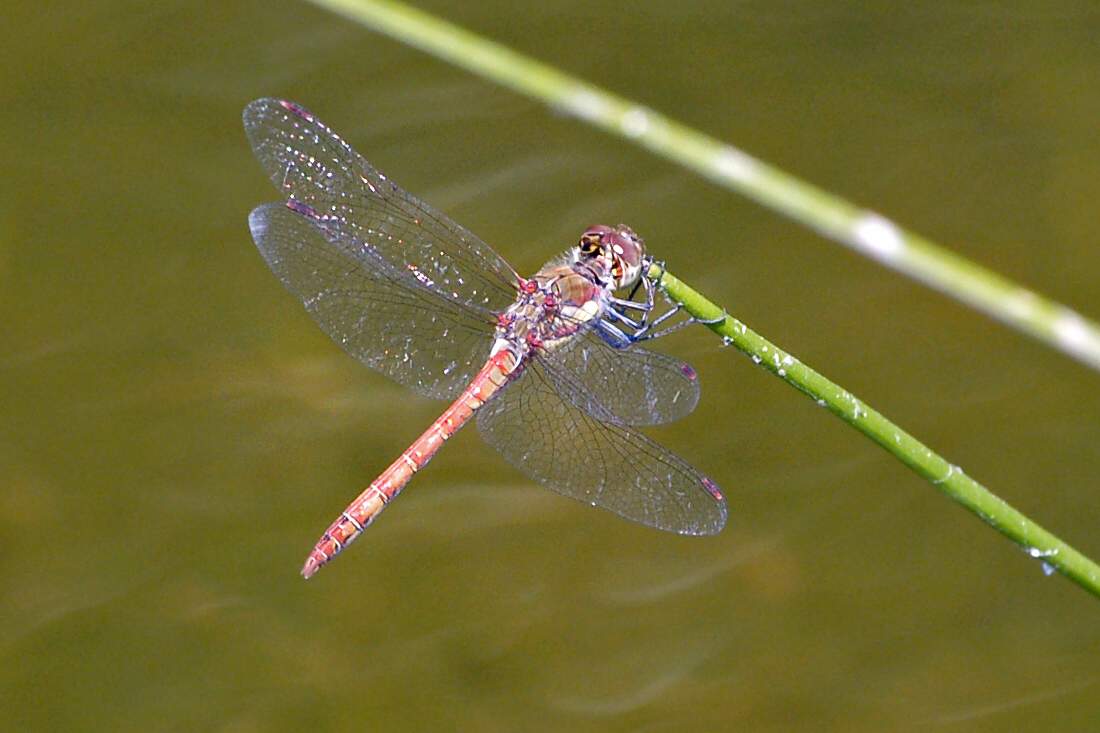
top-left (477, 357), bottom-right (726, 535)
top-left (249, 202), bottom-right (496, 399)
top-left (243, 97), bottom-right (520, 315)
top-left (542, 330), bottom-right (700, 426)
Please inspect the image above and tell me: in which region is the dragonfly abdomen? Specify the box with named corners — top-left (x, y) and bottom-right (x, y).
top-left (301, 349), bottom-right (520, 578)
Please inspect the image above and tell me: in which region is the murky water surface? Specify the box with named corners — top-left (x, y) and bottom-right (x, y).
top-left (3, 2), bottom-right (1099, 730)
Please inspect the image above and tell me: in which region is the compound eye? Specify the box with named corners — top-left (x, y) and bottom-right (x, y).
top-left (579, 231), bottom-right (603, 256)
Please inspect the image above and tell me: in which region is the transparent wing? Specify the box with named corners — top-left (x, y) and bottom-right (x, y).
top-left (542, 329), bottom-right (700, 426)
top-left (249, 202), bottom-right (498, 399)
top-left (477, 356), bottom-right (726, 535)
top-left (243, 97), bottom-right (520, 315)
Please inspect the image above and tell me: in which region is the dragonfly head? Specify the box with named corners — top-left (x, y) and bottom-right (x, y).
top-left (576, 225), bottom-right (646, 290)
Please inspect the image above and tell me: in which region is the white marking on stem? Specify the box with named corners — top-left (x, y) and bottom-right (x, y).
top-left (562, 89), bottom-right (609, 122)
top-left (932, 464), bottom-right (958, 485)
top-left (1052, 308), bottom-right (1100, 359)
top-left (713, 147), bottom-right (757, 182)
top-left (621, 107), bottom-right (651, 137)
top-left (852, 212), bottom-right (905, 261)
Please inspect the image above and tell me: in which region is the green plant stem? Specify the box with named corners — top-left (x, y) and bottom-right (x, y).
top-left (306, 0), bottom-right (1100, 373)
top-left (650, 262), bottom-right (1100, 599)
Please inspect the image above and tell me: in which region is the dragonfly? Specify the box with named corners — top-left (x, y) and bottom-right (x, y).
top-left (243, 98), bottom-right (727, 579)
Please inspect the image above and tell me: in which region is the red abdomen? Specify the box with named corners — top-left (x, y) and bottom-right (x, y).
top-left (301, 349), bottom-right (519, 578)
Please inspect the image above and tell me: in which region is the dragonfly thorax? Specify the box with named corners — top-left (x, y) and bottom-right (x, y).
top-left (514, 227), bottom-right (647, 352)
top-left (491, 264), bottom-right (610, 362)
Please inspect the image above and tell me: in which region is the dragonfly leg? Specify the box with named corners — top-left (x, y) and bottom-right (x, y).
top-left (599, 261), bottom-right (676, 347)
top-left (634, 308), bottom-right (726, 341)
top-left (604, 257), bottom-right (726, 344)
top-left (594, 319), bottom-right (636, 349)
top-left (608, 295), bottom-right (652, 313)
top-left (603, 258), bottom-right (659, 339)
top-left (604, 303), bottom-right (647, 331)
top-left (625, 269), bottom-right (646, 301)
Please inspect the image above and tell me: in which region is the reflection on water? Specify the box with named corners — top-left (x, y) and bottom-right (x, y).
top-left (3, 0), bottom-right (1100, 731)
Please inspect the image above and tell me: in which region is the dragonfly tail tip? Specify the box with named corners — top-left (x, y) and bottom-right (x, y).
top-left (301, 556), bottom-right (321, 579)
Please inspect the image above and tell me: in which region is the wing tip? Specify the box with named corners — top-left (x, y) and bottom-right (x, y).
top-left (247, 203), bottom-right (273, 241)
top-left (243, 98), bottom-right (318, 154)
top-left (701, 476), bottom-right (723, 502)
top-left (699, 476), bottom-right (728, 535)
top-left (243, 97), bottom-right (314, 125)
top-left (242, 97), bottom-right (274, 130)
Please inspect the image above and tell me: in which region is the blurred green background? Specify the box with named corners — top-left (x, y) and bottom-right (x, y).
top-left (3, 1), bottom-right (1100, 731)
